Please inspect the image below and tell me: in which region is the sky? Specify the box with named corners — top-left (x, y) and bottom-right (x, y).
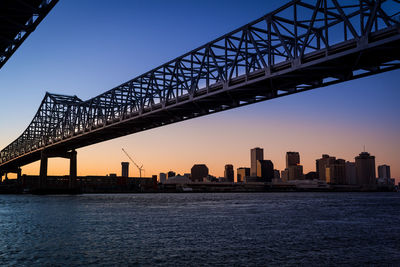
top-left (0, 0), bottom-right (399, 183)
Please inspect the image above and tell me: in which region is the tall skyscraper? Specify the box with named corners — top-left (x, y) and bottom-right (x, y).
top-left (121, 162), bottom-right (129, 177)
top-left (345, 162), bottom-right (357, 185)
top-left (224, 164), bottom-right (234, 182)
top-left (237, 167), bottom-right (250, 183)
top-left (378, 165), bottom-right (391, 179)
top-left (251, 147), bottom-right (264, 176)
top-left (256, 160), bottom-right (274, 182)
top-left (355, 152), bottom-right (376, 185)
top-left (316, 154), bottom-right (336, 181)
top-left (284, 151), bottom-right (303, 180)
top-left (286, 152), bottom-right (300, 168)
top-left (325, 159), bottom-right (346, 184)
top-left (191, 164), bottom-right (209, 182)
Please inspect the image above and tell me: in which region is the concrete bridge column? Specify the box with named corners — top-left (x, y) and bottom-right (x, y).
top-left (39, 151), bottom-right (48, 188)
top-left (69, 150), bottom-right (77, 189)
top-left (39, 149), bottom-right (77, 189)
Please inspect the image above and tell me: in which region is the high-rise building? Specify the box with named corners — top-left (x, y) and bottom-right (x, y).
top-left (256, 160), bottom-right (274, 182)
top-left (191, 164), bottom-right (209, 182)
top-left (159, 173), bottom-right (167, 183)
top-left (236, 167), bottom-right (250, 183)
top-left (224, 164), bottom-right (234, 182)
top-left (355, 152), bottom-right (376, 185)
top-left (286, 152), bottom-right (300, 168)
top-left (284, 151), bottom-right (303, 180)
top-left (250, 147), bottom-right (264, 177)
top-left (316, 154), bottom-right (336, 181)
top-left (325, 159), bottom-right (346, 184)
top-left (121, 162), bottom-right (129, 177)
top-left (345, 162), bottom-right (357, 185)
top-left (378, 165), bottom-right (391, 179)
top-left (288, 165), bottom-right (303, 180)
top-left (378, 164), bottom-right (391, 185)
top-left (167, 171), bottom-right (176, 178)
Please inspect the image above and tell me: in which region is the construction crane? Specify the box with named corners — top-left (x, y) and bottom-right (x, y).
top-left (122, 148), bottom-right (144, 178)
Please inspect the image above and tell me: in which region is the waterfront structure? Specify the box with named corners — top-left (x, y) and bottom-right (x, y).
top-left (257, 160), bottom-right (274, 182)
top-left (345, 162), bottom-right (357, 185)
top-left (283, 151), bottom-right (303, 180)
top-left (281, 169), bottom-right (288, 182)
top-left (316, 154), bottom-right (336, 181)
top-left (250, 147), bottom-right (264, 177)
top-left (286, 152), bottom-right (300, 168)
top-left (325, 159), bottom-right (346, 184)
top-left (378, 165), bottom-right (391, 179)
top-left (273, 170), bottom-right (280, 179)
top-left (355, 152), bottom-right (376, 185)
top-left (121, 162), bottom-right (129, 177)
top-left (159, 173), bottom-right (167, 183)
top-left (288, 165), bottom-right (303, 180)
top-left (378, 165), bottom-right (391, 185)
top-left (305, 171), bottom-right (317, 180)
top-left (191, 164), bottom-right (209, 182)
top-left (237, 167), bottom-right (250, 183)
top-left (224, 164), bottom-right (234, 182)
top-left (164, 175), bottom-right (191, 184)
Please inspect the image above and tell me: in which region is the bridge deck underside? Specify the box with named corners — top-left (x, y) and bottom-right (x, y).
top-left (2, 32), bottom-right (399, 171)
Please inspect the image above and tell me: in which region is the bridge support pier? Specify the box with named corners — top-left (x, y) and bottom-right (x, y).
top-left (39, 149), bottom-right (78, 189)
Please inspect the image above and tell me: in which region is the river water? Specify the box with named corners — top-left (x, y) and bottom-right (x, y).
top-left (1, 192), bottom-right (399, 266)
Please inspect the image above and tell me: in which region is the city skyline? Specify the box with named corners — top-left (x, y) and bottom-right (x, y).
top-left (0, 0), bottom-right (399, 183)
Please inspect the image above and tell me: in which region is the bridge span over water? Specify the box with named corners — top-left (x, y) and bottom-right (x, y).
top-left (1, 0), bottom-right (400, 187)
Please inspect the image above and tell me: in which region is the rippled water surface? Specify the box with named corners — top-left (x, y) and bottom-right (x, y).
top-left (1, 193), bottom-right (400, 266)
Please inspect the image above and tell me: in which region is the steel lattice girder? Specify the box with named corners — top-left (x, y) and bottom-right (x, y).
top-left (1, 0), bottom-right (400, 170)
top-left (0, 0), bottom-right (59, 69)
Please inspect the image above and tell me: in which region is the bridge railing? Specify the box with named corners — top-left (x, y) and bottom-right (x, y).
top-left (1, 0), bottom-right (400, 165)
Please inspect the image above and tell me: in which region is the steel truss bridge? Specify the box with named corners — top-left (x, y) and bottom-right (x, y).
top-left (1, 0), bottom-right (400, 182)
top-left (0, 0), bottom-right (58, 70)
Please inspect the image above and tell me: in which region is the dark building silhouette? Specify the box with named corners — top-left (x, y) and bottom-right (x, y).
top-left (224, 164), bottom-right (234, 182)
top-left (256, 160), bottom-right (274, 182)
top-left (273, 169), bottom-right (280, 179)
top-left (325, 159), bottom-right (346, 184)
top-left (250, 147), bottom-right (264, 177)
top-left (159, 173), bottom-right (167, 183)
top-left (316, 154), bottom-right (336, 181)
top-left (121, 162), bottom-right (129, 177)
top-left (378, 165), bottom-right (391, 179)
top-left (288, 165), bottom-right (303, 180)
top-left (286, 152), bottom-right (300, 168)
top-left (236, 167), bottom-right (250, 183)
top-left (305, 171), bottom-right (317, 180)
top-left (355, 152), bottom-right (376, 185)
top-left (284, 151), bottom-right (303, 180)
top-left (167, 171), bottom-right (176, 178)
top-left (191, 164), bottom-right (209, 182)
top-left (345, 162), bottom-right (357, 185)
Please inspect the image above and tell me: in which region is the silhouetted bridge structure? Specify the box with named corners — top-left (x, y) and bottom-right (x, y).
top-left (1, 0), bottom-right (400, 188)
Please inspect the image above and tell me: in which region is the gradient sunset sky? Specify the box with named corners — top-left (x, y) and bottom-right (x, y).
top-left (0, 0), bottom-right (399, 183)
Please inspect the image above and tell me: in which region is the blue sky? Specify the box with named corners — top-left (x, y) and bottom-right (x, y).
top-left (0, 0), bottom-right (399, 181)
